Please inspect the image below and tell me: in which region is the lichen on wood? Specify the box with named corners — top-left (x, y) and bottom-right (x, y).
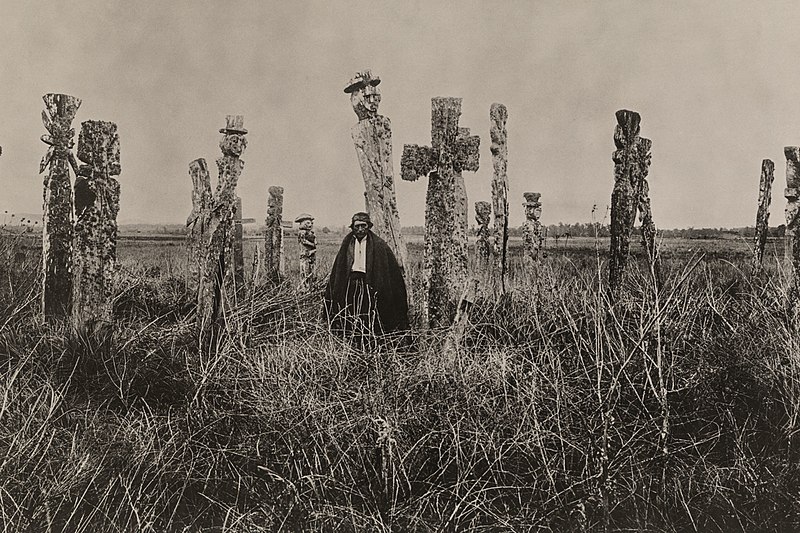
top-left (186, 158), bottom-right (212, 288)
top-left (609, 110), bottom-right (642, 295)
top-left (522, 193), bottom-right (544, 266)
top-left (197, 116), bottom-right (247, 339)
top-left (39, 93), bottom-right (81, 321)
top-left (72, 120), bottom-right (120, 332)
top-left (785, 147), bottom-right (800, 304)
top-left (489, 103), bottom-right (509, 296)
top-left (401, 97), bottom-right (480, 328)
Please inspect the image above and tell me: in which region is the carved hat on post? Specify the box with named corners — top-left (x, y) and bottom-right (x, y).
top-left (523, 192), bottom-right (542, 207)
top-left (220, 115), bottom-right (248, 135)
top-left (295, 213), bottom-right (314, 223)
top-left (343, 70), bottom-right (381, 94)
top-left (350, 211), bottom-right (373, 228)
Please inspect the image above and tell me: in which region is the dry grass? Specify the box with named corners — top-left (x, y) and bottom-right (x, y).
top-left (0, 230), bottom-right (799, 531)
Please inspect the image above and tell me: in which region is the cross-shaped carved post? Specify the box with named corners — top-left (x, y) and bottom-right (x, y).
top-left (39, 93), bottom-right (81, 322)
top-left (401, 97), bottom-right (480, 328)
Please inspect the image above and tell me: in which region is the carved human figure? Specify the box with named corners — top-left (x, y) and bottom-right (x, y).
top-left (295, 213), bottom-right (316, 291)
top-left (345, 70), bottom-right (410, 291)
top-left (197, 115), bottom-right (247, 339)
top-left (522, 193), bottom-right (544, 265)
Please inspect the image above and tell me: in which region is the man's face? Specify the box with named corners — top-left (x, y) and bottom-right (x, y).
top-left (350, 84), bottom-right (381, 120)
top-left (300, 219), bottom-right (313, 231)
top-left (352, 221), bottom-right (369, 240)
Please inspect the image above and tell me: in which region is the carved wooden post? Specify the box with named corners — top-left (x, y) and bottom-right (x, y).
top-left (265, 185), bottom-right (284, 282)
top-left (636, 137), bottom-right (661, 287)
top-left (197, 116), bottom-right (247, 338)
top-left (233, 196), bottom-right (245, 294)
top-left (785, 148), bottom-right (800, 298)
top-left (753, 159), bottom-right (775, 271)
top-left (474, 201), bottom-right (492, 290)
top-left (295, 213), bottom-right (316, 292)
top-left (345, 70), bottom-right (410, 289)
top-left (489, 103), bottom-right (508, 295)
top-left (39, 93), bottom-right (81, 321)
top-left (187, 158), bottom-right (212, 288)
top-left (401, 97), bottom-right (480, 328)
top-left (522, 193), bottom-right (543, 265)
top-left (72, 120), bottom-right (120, 331)
top-left (609, 110), bottom-right (641, 295)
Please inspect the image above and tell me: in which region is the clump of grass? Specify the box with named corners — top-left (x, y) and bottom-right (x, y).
top-left (0, 235), bottom-right (799, 530)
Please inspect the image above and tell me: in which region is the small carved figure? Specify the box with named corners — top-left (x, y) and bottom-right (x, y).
top-left (295, 213), bottom-right (316, 291)
top-left (522, 193), bottom-right (544, 265)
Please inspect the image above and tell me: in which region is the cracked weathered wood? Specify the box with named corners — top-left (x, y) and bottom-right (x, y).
top-left (72, 120), bottom-right (120, 331)
top-left (345, 70), bottom-right (409, 288)
top-left (753, 159), bottom-right (774, 271)
top-left (233, 196), bottom-right (245, 294)
top-left (522, 193), bottom-right (544, 266)
top-left (401, 97), bottom-right (480, 328)
top-left (636, 137), bottom-right (661, 287)
top-left (489, 103), bottom-right (508, 296)
top-left (39, 93), bottom-right (80, 321)
top-left (197, 116), bottom-right (247, 338)
top-left (186, 158), bottom-right (212, 288)
top-left (785, 148), bottom-right (800, 300)
top-left (265, 185), bottom-right (284, 282)
top-left (474, 201), bottom-right (492, 291)
top-left (609, 110), bottom-right (641, 295)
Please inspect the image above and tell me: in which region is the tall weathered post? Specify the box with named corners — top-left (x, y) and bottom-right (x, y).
top-left (265, 186), bottom-right (284, 282)
top-left (401, 97), bottom-right (480, 328)
top-left (489, 103), bottom-right (509, 295)
top-left (187, 158), bottom-right (212, 288)
top-left (39, 93), bottom-right (81, 321)
top-left (197, 116), bottom-right (247, 338)
top-left (233, 196), bottom-right (245, 294)
top-left (785, 148), bottom-right (800, 296)
top-left (753, 159), bottom-right (775, 270)
top-left (72, 120), bottom-right (121, 331)
top-left (636, 137), bottom-right (661, 287)
top-left (609, 110), bottom-right (641, 295)
top-left (522, 193), bottom-right (544, 266)
top-left (345, 70), bottom-right (410, 289)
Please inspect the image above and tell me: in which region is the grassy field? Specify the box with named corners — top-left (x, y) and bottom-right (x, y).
top-left (1, 230), bottom-right (799, 531)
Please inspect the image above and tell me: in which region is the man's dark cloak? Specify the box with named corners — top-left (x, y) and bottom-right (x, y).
top-left (324, 230), bottom-right (409, 333)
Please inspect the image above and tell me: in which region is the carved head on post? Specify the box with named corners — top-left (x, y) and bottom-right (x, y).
top-left (219, 115), bottom-right (248, 157)
top-left (523, 193), bottom-right (542, 222)
top-left (344, 70), bottom-right (381, 120)
top-left (295, 213), bottom-right (315, 232)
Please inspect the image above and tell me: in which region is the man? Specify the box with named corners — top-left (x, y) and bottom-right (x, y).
top-left (324, 212), bottom-right (409, 340)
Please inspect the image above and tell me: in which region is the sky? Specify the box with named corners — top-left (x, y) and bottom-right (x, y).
top-left (1, 0), bottom-right (799, 230)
